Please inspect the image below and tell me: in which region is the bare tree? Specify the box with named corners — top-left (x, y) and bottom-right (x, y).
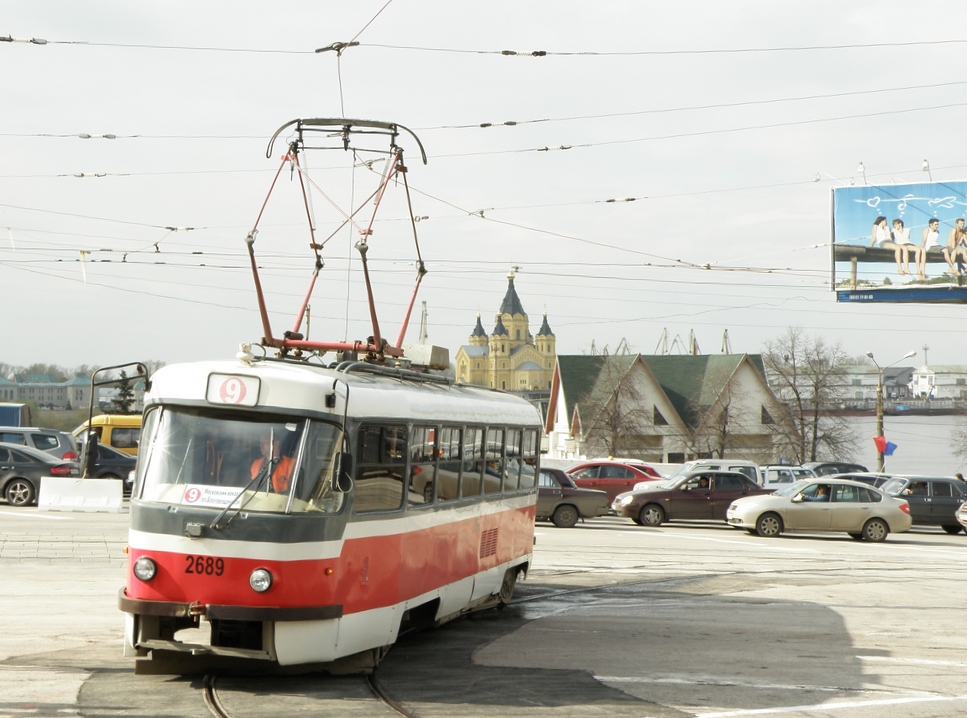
top-left (580, 356), bottom-right (655, 460)
top-left (762, 327), bottom-right (858, 463)
top-left (691, 378), bottom-right (746, 460)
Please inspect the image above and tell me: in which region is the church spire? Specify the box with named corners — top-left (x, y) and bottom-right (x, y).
top-left (499, 266), bottom-right (525, 317)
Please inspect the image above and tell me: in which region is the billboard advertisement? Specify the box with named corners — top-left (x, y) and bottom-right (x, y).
top-left (832, 181), bottom-right (967, 303)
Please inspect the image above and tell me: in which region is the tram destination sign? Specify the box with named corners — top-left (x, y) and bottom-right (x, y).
top-left (832, 180), bottom-right (967, 304)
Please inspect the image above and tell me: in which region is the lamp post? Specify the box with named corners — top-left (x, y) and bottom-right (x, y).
top-left (866, 350), bottom-right (917, 471)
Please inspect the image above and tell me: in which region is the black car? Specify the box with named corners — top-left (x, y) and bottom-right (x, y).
top-left (801, 461), bottom-right (869, 476)
top-left (613, 470), bottom-right (772, 527)
top-left (90, 444), bottom-right (138, 495)
top-left (880, 476), bottom-right (967, 534)
top-left (0, 441), bottom-right (80, 506)
top-left (537, 467), bottom-right (610, 528)
top-left (832, 472), bottom-right (894, 488)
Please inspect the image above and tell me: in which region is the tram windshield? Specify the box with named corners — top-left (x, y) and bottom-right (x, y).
top-left (136, 406), bottom-right (344, 514)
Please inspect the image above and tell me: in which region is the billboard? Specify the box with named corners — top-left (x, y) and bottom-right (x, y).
top-left (832, 181), bottom-right (967, 303)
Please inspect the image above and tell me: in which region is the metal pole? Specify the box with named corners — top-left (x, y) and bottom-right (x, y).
top-left (875, 371), bottom-right (884, 472)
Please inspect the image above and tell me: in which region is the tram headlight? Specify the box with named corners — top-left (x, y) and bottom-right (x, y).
top-left (249, 568), bottom-right (273, 593)
top-left (133, 557), bottom-right (157, 582)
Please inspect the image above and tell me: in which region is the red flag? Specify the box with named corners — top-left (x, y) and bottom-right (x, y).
top-left (873, 435), bottom-right (887, 453)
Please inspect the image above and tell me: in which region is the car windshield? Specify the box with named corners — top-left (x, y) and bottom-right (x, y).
top-left (879, 478), bottom-right (907, 495)
top-left (773, 480), bottom-right (811, 497)
top-left (136, 406), bottom-right (344, 514)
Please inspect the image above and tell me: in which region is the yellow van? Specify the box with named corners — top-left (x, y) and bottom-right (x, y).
top-left (73, 414), bottom-right (142, 456)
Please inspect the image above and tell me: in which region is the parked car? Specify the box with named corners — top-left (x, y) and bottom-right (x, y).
top-left (664, 459), bottom-right (760, 485)
top-left (832, 472), bottom-right (894, 488)
top-left (89, 444), bottom-right (138, 495)
top-left (879, 476), bottom-right (967, 534)
top-left (759, 465), bottom-right (816, 487)
top-left (955, 501), bottom-right (967, 533)
top-left (0, 441), bottom-right (80, 506)
top-left (613, 470), bottom-right (771, 526)
top-left (73, 414), bottom-right (142, 456)
top-left (726, 478), bottom-right (911, 542)
top-left (0, 427), bottom-right (79, 461)
top-left (567, 461), bottom-right (661, 503)
top-left (801, 461), bottom-right (868, 476)
top-left (537, 468), bottom-right (609, 528)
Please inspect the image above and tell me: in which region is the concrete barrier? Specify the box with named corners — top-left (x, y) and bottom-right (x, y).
top-left (38, 477), bottom-right (124, 513)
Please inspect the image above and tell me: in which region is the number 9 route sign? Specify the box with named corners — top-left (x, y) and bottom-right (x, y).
top-left (206, 373), bottom-right (260, 407)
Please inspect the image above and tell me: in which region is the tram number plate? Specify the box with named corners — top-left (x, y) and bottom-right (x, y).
top-left (206, 373), bottom-right (260, 407)
top-left (185, 555), bottom-right (225, 576)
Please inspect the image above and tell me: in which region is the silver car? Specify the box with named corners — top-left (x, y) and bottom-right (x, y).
top-left (726, 478), bottom-right (912, 542)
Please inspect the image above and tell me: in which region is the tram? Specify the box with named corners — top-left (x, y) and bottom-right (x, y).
top-left (118, 118), bottom-right (543, 671)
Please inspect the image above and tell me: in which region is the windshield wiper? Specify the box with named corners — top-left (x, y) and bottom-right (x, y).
top-left (209, 457), bottom-right (278, 531)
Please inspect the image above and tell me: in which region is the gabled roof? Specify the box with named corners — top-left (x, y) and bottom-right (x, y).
top-left (641, 354), bottom-right (761, 429)
top-left (554, 353), bottom-right (769, 435)
top-left (557, 355), bottom-right (637, 430)
top-left (460, 345), bottom-right (489, 358)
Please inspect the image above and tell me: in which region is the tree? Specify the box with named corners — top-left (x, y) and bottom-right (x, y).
top-left (762, 327), bottom-right (858, 463)
top-left (110, 370), bottom-right (136, 414)
top-left (580, 355), bottom-right (655, 460)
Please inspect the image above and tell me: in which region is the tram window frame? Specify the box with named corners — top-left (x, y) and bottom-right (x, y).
top-left (353, 424), bottom-right (408, 514)
top-left (482, 427), bottom-right (504, 495)
top-left (505, 428), bottom-right (523, 491)
top-left (407, 425), bottom-right (438, 507)
top-left (519, 428), bottom-right (539, 489)
top-left (436, 426), bottom-right (463, 503)
top-left (462, 427), bottom-right (485, 498)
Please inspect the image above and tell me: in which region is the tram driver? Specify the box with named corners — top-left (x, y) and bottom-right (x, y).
top-left (251, 432), bottom-right (295, 493)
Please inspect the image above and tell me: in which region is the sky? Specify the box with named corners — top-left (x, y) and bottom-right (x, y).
top-left (4, 1), bottom-right (967, 372)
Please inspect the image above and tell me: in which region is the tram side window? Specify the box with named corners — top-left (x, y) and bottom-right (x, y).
top-left (520, 429), bottom-right (539, 489)
top-left (295, 422), bottom-right (345, 513)
top-left (462, 427), bottom-right (484, 498)
top-left (408, 425), bottom-right (438, 506)
top-left (354, 425), bottom-right (407, 513)
top-left (436, 427), bottom-right (463, 502)
top-left (483, 428), bottom-right (504, 495)
top-left (505, 429), bottom-right (522, 491)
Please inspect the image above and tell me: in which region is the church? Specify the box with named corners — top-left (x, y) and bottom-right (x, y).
top-left (455, 270), bottom-right (556, 395)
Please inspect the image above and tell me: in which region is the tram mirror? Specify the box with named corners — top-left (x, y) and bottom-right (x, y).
top-left (335, 452), bottom-right (354, 492)
top-left (83, 432), bottom-right (99, 478)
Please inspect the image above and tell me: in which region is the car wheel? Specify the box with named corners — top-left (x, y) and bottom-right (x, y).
top-left (755, 512), bottom-right (783, 537)
top-left (5, 478), bottom-right (36, 507)
top-left (639, 504), bottom-right (665, 527)
top-left (848, 532), bottom-right (864, 540)
top-left (861, 518), bottom-right (889, 542)
top-left (552, 504), bottom-right (579, 528)
top-left (941, 525), bottom-right (963, 535)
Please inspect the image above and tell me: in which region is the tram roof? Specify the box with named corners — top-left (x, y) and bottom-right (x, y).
top-left (145, 359), bottom-right (542, 426)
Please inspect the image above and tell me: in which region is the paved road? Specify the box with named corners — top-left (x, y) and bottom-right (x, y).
top-left (1, 507), bottom-right (966, 717)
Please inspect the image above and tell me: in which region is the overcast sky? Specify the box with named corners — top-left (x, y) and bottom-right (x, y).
top-left (4, 1), bottom-right (967, 371)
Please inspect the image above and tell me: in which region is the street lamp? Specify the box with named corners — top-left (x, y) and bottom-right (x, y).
top-left (866, 350), bottom-right (917, 471)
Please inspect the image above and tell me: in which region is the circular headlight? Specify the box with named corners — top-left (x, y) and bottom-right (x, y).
top-left (249, 568), bottom-right (273, 593)
top-left (133, 557), bottom-right (157, 582)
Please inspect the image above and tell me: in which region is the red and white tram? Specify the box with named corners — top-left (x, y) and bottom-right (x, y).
top-left (120, 357), bottom-right (541, 669)
top-left (119, 118), bottom-right (542, 670)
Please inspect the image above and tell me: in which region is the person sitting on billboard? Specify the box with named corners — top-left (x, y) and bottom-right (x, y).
top-left (869, 217), bottom-right (903, 275)
top-left (920, 218), bottom-right (944, 278)
top-left (945, 218), bottom-right (967, 276)
top-left (892, 219), bottom-right (924, 279)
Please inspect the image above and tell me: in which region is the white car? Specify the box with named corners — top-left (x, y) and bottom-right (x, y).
top-left (726, 478), bottom-right (912, 542)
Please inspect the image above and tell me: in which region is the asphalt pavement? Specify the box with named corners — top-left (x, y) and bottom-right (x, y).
top-left (3, 506), bottom-right (967, 718)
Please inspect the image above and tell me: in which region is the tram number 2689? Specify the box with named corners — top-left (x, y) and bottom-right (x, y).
top-left (185, 555), bottom-right (225, 576)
